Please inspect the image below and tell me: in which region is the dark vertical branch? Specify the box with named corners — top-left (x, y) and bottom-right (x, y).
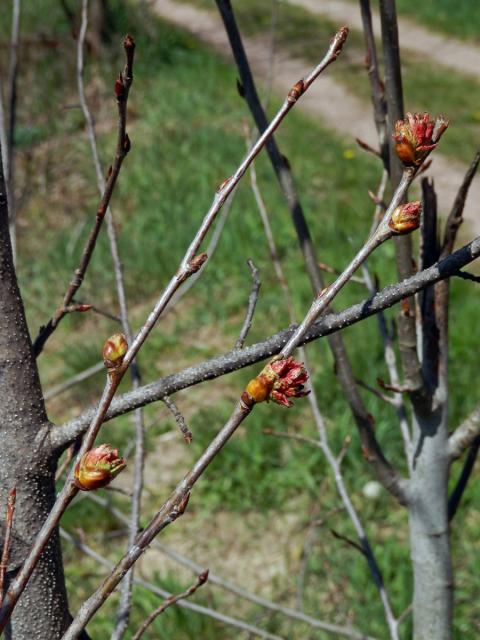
top-left (215, 0), bottom-right (401, 499)
top-left (419, 178), bottom-right (440, 391)
top-left (358, 0), bottom-right (388, 166)
top-left (448, 436), bottom-right (480, 520)
top-left (378, 0), bottom-right (424, 401)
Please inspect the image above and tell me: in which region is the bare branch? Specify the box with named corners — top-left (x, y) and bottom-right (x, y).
top-left (448, 405), bottom-right (480, 460)
top-left (452, 270), bottom-right (480, 284)
top-left (75, 4), bottom-right (146, 637)
top-left (87, 492), bottom-right (378, 640)
top-left (32, 32), bottom-right (136, 357)
top-left (163, 395), bottom-right (192, 444)
top-left (131, 571), bottom-right (209, 640)
top-left (441, 150), bottom-right (480, 258)
top-left (448, 436), bottom-right (480, 520)
top-left (358, 0), bottom-right (388, 165)
top-left (51, 234), bottom-right (480, 451)
top-left (0, 488), bottom-right (16, 606)
top-left (60, 529), bottom-right (284, 640)
top-left (235, 259), bottom-right (261, 349)
top-left (44, 362), bottom-right (105, 401)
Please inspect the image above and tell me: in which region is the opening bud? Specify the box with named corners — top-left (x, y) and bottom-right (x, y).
top-left (244, 357), bottom-right (309, 408)
top-left (389, 201), bottom-right (422, 235)
top-left (103, 333), bottom-right (128, 369)
top-left (74, 444), bottom-right (126, 491)
top-left (393, 112), bottom-right (441, 166)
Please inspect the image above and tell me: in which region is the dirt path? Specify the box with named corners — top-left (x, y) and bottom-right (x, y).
top-left (151, 0), bottom-right (480, 236)
top-left (292, 0), bottom-right (480, 79)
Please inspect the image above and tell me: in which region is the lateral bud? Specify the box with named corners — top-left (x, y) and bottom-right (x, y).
top-left (188, 252), bottom-right (208, 274)
top-left (389, 201), bottom-right (422, 235)
top-left (103, 332), bottom-right (128, 369)
top-left (287, 79), bottom-right (305, 103)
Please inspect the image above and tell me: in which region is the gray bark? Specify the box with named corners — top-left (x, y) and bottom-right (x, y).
top-left (408, 408), bottom-right (453, 640)
top-left (0, 140), bottom-right (70, 637)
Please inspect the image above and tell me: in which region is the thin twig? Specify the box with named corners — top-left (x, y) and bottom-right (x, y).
top-left (60, 529), bottom-right (284, 640)
top-left (358, 0), bottom-right (388, 166)
top-left (452, 270), bottom-right (480, 284)
top-left (163, 395), bottom-right (192, 444)
top-left (131, 571), bottom-right (209, 640)
top-left (253, 162), bottom-right (399, 638)
top-left (441, 150), bottom-right (480, 258)
top-left (0, 488), bottom-right (16, 606)
top-left (355, 378), bottom-right (396, 405)
top-left (235, 259), bottom-right (261, 349)
top-left (32, 30), bottom-right (135, 357)
top-left (87, 493), bottom-right (376, 639)
top-left (76, 5), bottom-right (146, 638)
top-left (279, 168), bottom-right (415, 360)
top-left (361, 263), bottom-right (413, 471)
top-left (44, 362), bottom-right (105, 401)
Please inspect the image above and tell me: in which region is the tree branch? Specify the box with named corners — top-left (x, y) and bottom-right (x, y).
top-left (448, 405), bottom-right (480, 460)
top-left (235, 259), bottom-right (261, 349)
top-left (51, 234), bottom-right (480, 452)
top-left (87, 492), bottom-right (378, 639)
top-left (60, 529), bottom-right (284, 640)
top-left (131, 571), bottom-right (209, 640)
top-left (32, 32), bottom-right (135, 357)
top-left (448, 436), bottom-right (480, 520)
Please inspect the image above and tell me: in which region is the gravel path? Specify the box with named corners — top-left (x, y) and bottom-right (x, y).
top-left (151, 0), bottom-right (480, 236)
top-left (292, 0), bottom-right (480, 79)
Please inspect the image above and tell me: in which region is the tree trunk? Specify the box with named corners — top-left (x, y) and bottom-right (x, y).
top-left (408, 407), bottom-right (453, 640)
top-left (0, 143), bottom-right (70, 637)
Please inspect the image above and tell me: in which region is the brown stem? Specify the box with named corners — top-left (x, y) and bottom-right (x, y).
top-left (32, 33), bottom-right (135, 357)
top-left (234, 259), bottom-right (261, 349)
top-left (0, 487), bottom-right (16, 606)
top-left (131, 571), bottom-right (209, 640)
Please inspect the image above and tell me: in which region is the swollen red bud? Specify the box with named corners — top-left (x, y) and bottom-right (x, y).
top-left (124, 133), bottom-right (131, 154)
top-left (393, 112), bottom-right (447, 166)
top-left (103, 333), bottom-right (128, 369)
top-left (389, 201), bottom-right (422, 235)
top-left (244, 357), bottom-right (309, 408)
top-left (74, 444), bottom-right (126, 491)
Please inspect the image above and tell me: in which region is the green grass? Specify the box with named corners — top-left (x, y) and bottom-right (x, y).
top-left (396, 0), bottom-right (480, 42)
top-left (1, 1), bottom-right (479, 638)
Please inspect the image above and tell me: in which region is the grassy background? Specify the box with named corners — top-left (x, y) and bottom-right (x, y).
top-left (1, 0), bottom-right (479, 638)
